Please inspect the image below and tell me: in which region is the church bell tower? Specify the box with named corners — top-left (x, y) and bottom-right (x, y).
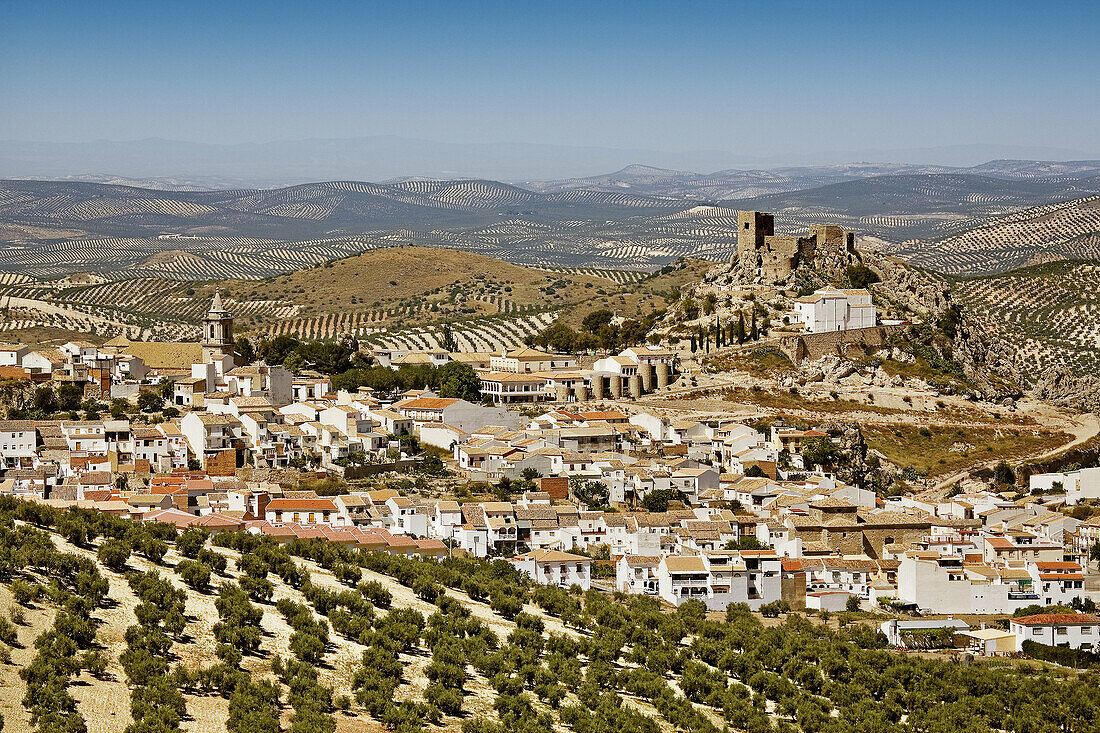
top-left (202, 289), bottom-right (235, 366)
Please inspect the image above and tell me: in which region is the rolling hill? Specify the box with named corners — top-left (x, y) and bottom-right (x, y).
top-left (888, 194), bottom-right (1100, 275)
top-left (719, 173), bottom-right (1100, 244)
top-left (0, 245), bottom-right (709, 351)
top-left (952, 259), bottom-right (1100, 380)
top-left (0, 178), bottom-right (678, 241)
top-left (4, 169), bottom-right (1100, 280)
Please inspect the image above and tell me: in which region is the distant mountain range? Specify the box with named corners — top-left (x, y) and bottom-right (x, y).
top-left (2, 136), bottom-right (1098, 187)
top-left (1, 169), bottom-right (1100, 278)
top-left (4, 170), bottom-right (1099, 244)
top-left (526, 161), bottom-right (1100, 201)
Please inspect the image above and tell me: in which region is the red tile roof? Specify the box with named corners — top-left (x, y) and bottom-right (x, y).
top-left (1039, 574), bottom-right (1084, 581)
top-left (191, 513), bottom-right (244, 528)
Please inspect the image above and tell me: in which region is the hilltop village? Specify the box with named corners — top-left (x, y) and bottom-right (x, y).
top-left (0, 211), bottom-right (1098, 663)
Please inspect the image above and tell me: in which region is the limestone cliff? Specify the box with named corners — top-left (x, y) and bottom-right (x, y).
top-left (1032, 367), bottom-right (1100, 414)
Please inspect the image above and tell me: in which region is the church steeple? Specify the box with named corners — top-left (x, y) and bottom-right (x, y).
top-left (202, 288), bottom-right (235, 366)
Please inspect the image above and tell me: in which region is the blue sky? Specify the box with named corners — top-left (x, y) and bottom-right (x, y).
top-left (2, 0), bottom-right (1097, 156)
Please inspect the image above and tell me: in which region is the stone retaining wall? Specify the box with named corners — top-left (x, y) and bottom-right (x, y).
top-left (778, 325), bottom-right (903, 365)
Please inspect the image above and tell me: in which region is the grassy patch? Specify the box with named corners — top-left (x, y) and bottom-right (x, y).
top-left (863, 424), bottom-right (1070, 476)
top-left (714, 387), bottom-right (906, 416)
top-left (707, 345), bottom-right (793, 377)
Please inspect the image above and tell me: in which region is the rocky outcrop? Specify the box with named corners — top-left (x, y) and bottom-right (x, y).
top-left (863, 252), bottom-right (952, 315)
top-left (866, 252), bottom-right (1022, 399)
top-left (817, 421), bottom-right (903, 488)
top-left (1032, 367), bottom-right (1100, 414)
top-left (949, 315), bottom-right (1023, 401)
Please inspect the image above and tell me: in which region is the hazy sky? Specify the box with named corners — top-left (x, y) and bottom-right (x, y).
top-left (2, 0), bottom-right (1098, 155)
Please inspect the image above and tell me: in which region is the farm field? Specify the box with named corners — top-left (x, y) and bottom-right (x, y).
top-left (952, 260), bottom-right (1100, 380)
top-left (0, 246), bottom-right (707, 351)
top-left (1, 498), bottom-right (1095, 733)
top-left (4, 172), bottom-right (1100, 280)
top-left (891, 195), bottom-right (1100, 275)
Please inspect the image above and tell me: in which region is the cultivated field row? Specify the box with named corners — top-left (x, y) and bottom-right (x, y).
top-left (954, 260), bottom-right (1100, 378)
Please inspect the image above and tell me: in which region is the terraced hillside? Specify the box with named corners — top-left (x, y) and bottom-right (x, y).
top-left (953, 260), bottom-right (1100, 379)
top-left (891, 195), bottom-right (1100, 275)
top-left (0, 246), bottom-right (707, 349)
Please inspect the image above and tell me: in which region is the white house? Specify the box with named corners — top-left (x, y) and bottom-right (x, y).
top-left (291, 377), bottom-right (331, 402)
top-left (264, 497), bottom-right (343, 525)
top-left (0, 420), bottom-right (37, 470)
top-left (509, 549), bottom-right (591, 590)
top-left (1010, 613), bottom-right (1100, 652)
top-left (22, 349), bottom-right (66, 375)
top-left (225, 363), bottom-right (293, 408)
top-left (620, 346), bottom-right (675, 366)
top-left (0, 344), bottom-right (29, 367)
top-left (793, 287), bottom-right (876, 333)
top-left (396, 396), bottom-right (519, 432)
top-left (879, 618), bottom-right (971, 647)
top-left (490, 347), bottom-right (575, 374)
top-left (1029, 467), bottom-right (1100, 506)
top-left (386, 496), bottom-right (428, 537)
top-left (656, 551), bottom-right (782, 611)
top-left (591, 355), bottom-right (639, 377)
top-left (369, 408), bottom-right (414, 437)
top-left (179, 412), bottom-right (244, 474)
top-left (897, 553), bottom-right (1044, 614)
top-left (616, 554), bottom-right (661, 595)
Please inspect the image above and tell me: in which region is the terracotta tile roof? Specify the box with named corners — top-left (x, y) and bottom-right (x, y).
top-left (400, 397), bottom-right (461, 410)
top-left (663, 556), bottom-right (707, 573)
top-left (190, 512), bottom-right (244, 528)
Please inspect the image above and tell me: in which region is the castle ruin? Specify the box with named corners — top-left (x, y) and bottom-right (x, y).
top-left (735, 211), bottom-right (855, 283)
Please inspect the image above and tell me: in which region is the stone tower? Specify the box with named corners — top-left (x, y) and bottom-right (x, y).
top-left (736, 211), bottom-right (774, 270)
top-left (202, 289), bottom-right (235, 366)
